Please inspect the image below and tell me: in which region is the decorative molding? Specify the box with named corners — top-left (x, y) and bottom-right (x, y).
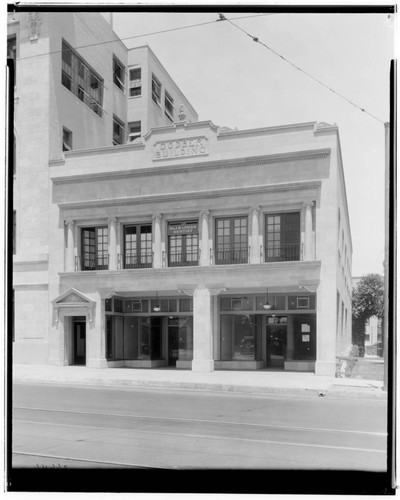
top-left (302, 201), bottom-right (315, 209)
top-left (152, 213), bottom-right (162, 223)
top-left (209, 287), bottom-right (228, 296)
top-left (58, 180), bottom-right (321, 211)
top-left (177, 288), bottom-right (195, 297)
top-left (200, 209), bottom-right (210, 218)
top-left (27, 12), bottom-right (41, 41)
top-left (51, 149), bottom-right (330, 185)
top-left (49, 153), bottom-right (65, 162)
top-left (217, 121), bottom-right (316, 139)
top-left (298, 283), bottom-right (319, 293)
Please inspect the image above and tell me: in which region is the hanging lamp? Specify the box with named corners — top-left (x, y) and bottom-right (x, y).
top-left (263, 287), bottom-right (272, 310)
top-left (153, 291), bottom-right (161, 312)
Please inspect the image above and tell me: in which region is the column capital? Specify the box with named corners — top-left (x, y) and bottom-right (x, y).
top-left (108, 216), bottom-right (118, 224)
top-left (250, 205), bottom-right (261, 214)
top-left (199, 209), bottom-right (210, 218)
top-left (302, 201), bottom-right (315, 209)
top-left (64, 219), bottom-right (74, 228)
top-left (152, 213), bottom-right (162, 222)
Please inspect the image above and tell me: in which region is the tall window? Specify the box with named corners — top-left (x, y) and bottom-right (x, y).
top-left (129, 67), bottom-right (141, 97)
top-left (215, 217), bottom-right (248, 265)
top-left (152, 74), bottom-right (161, 105)
top-left (265, 212), bottom-right (300, 262)
top-left (168, 221), bottom-right (199, 267)
top-left (62, 127), bottom-right (72, 151)
top-left (124, 225), bottom-right (152, 268)
top-left (113, 115), bottom-right (125, 145)
top-left (61, 40), bottom-right (104, 117)
top-left (128, 121), bottom-right (141, 142)
top-left (164, 91), bottom-right (174, 121)
top-left (81, 227), bottom-right (108, 270)
top-left (113, 55), bottom-right (125, 92)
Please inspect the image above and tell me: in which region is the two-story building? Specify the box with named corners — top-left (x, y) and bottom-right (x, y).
top-left (10, 11), bottom-right (352, 376)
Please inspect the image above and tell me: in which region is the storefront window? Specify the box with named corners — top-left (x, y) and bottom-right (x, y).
top-left (220, 315), bottom-right (261, 361)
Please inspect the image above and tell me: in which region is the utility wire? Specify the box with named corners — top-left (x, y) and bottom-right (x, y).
top-left (14, 13), bottom-right (275, 63)
top-left (220, 14), bottom-right (385, 124)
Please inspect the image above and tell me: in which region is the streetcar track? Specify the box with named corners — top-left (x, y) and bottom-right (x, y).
top-left (14, 418), bottom-right (386, 454)
top-left (13, 405), bottom-right (386, 437)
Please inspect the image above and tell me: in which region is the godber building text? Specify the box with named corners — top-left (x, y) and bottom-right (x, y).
top-left (153, 137), bottom-right (208, 160)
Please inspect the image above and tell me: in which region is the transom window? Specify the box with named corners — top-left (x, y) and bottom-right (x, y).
top-left (168, 221), bottom-right (199, 267)
top-left (81, 227), bottom-right (108, 270)
top-left (152, 74), bottom-right (161, 105)
top-left (61, 40), bottom-right (104, 117)
top-left (215, 216), bottom-right (248, 265)
top-left (124, 225), bottom-right (152, 269)
top-left (265, 212), bottom-right (300, 262)
top-left (129, 67), bottom-right (141, 97)
top-left (164, 91), bottom-right (174, 120)
top-left (113, 55), bottom-right (125, 92)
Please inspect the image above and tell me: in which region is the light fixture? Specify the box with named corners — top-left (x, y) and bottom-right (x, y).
top-left (263, 288), bottom-right (272, 310)
top-left (153, 291), bottom-right (161, 312)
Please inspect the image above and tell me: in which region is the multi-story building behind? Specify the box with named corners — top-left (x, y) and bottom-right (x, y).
top-left (9, 11), bottom-right (352, 376)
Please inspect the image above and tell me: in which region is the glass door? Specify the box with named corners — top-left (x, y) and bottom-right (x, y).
top-left (266, 324), bottom-right (287, 368)
top-left (73, 320), bottom-right (86, 365)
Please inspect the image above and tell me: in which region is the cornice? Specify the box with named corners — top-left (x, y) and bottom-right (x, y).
top-left (217, 122), bottom-right (317, 139)
top-left (59, 261), bottom-right (321, 280)
top-left (143, 120), bottom-right (219, 141)
top-left (49, 142), bottom-right (145, 164)
top-left (51, 149), bottom-right (330, 185)
top-left (58, 180), bottom-right (321, 210)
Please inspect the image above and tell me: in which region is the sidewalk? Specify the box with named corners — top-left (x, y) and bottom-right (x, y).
top-left (12, 364), bottom-right (386, 400)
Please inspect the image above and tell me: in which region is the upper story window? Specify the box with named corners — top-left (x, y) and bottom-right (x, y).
top-left (168, 221), bottom-right (199, 267)
top-left (7, 35), bottom-right (16, 86)
top-left (215, 216), bottom-right (248, 265)
top-left (129, 67), bottom-right (141, 97)
top-left (265, 212), bottom-right (300, 262)
top-left (113, 56), bottom-right (125, 92)
top-left (165, 91), bottom-right (174, 121)
top-left (81, 226), bottom-right (108, 271)
top-left (62, 127), bottom-right (72, 151)
top-left (152, 74), bottom-right (161, 105)
top-left (61, 40), bottom-right (104, 117)
top-left (124, 224), bottom-right (152, 269)
top-left (128, 121), bottom-right (141, 142)
top-left (113, 115), bottom-right (125, 145)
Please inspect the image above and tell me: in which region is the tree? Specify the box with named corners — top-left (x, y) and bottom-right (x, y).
top-left (352, 274), bottom-right (384, 356)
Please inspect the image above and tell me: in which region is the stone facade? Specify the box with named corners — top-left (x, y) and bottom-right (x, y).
top-left (10, 12), bottom-right (352, 376)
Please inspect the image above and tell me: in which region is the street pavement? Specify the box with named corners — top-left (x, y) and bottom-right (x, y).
top-left (12, 382), bottom-right (387, 472)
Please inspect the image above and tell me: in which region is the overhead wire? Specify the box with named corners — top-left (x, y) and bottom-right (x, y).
top-left (14, 13), bottom-right (275, 63)
top-left (219, 14), bottom-right (386, 124)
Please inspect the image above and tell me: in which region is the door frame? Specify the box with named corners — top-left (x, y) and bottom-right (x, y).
top-left (266, 321), bottom-right (287, 368)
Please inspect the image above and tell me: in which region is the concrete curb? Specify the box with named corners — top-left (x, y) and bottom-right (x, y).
top-left (13, 375), bottom-right (387, 400)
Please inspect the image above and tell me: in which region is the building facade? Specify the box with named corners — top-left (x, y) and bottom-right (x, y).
top-left (9, 12), bottom-right (352, 376)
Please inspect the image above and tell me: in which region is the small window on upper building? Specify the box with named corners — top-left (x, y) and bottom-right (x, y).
top-left (61, 40), bottom-right (104, 117)
top-left (128, 121), bottom-right (141, 142)
top-left (152, 74), bottom-right (161, 105)
top-left (62, 127), bottom-right (72, 151)
top-left (165, 91), bottom-right (174, 121)
top-left (129, 67), bottom-right (141, 97)
top-left (113, 116), bottom-right (125, 145)
top-left (113, 56), bottom-right (125, 92)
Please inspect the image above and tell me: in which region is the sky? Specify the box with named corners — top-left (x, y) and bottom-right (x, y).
top-left (112, 9), bottom-right (394, 278)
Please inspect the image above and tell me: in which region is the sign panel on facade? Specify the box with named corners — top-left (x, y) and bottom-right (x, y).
top-left (153, 137), bottom-right (208, 161)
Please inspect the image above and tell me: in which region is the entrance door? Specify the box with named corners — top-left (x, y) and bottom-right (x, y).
top-left (266, 324), bottom-right (286, 368)
top-left (73, 320), bottom-right (86, 365)
top-left (168, 325), bottom-right (179, 366)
